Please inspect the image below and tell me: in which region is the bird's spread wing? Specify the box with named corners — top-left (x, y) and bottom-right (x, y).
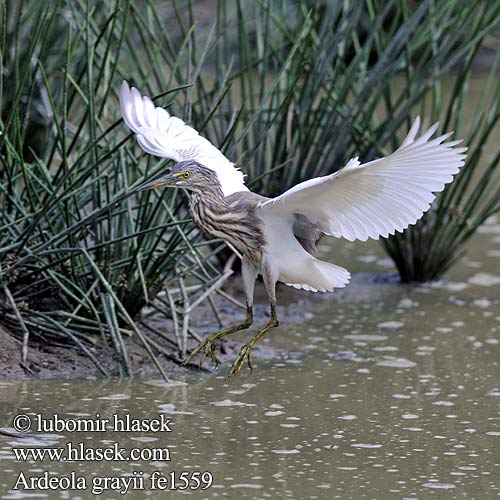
top-left (259, 117), bottom-right (467, 241)
top-left (119, 81), bottom-right (248, 196)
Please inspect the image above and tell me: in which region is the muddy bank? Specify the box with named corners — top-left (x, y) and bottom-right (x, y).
top-left (0, 272), bottom-right (394, 380)
top-left (0, 278), bottom-right (306, 380)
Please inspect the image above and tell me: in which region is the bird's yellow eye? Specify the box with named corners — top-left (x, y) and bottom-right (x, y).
top-left (182, 172), bottom-right (190, 179)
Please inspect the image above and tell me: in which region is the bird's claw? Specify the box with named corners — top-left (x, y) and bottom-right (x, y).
top-left (228, 344), bottom-right (253, 377)
top-left (183, 338), bottom-right (220, 369)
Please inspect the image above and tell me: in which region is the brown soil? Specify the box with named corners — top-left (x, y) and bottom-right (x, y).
top-left (0, 277), bottom-right (320, 380)
top-left (0, 271), bottom-right (392, 380)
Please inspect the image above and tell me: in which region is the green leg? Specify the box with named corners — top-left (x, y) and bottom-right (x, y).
top-left (228, 303), bottom-right (279, 377)
top-left (183, 305), bottom-right (253, 368)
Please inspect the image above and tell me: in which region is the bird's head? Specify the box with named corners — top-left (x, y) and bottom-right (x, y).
top-left (134, 160), bottom-right (220, 194)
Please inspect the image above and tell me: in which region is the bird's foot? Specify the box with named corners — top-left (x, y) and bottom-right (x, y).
top-left (227, 343), bottom-right (254, 377)
top-left (183, 337), bottom-right (220, 369)
top-left (182, 309), bottom-right (254, 370)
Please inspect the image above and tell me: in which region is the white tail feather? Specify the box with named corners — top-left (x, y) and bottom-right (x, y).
top-left (285, 260), bottom-right (351, 293)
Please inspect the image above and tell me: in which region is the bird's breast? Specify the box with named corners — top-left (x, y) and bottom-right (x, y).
top-left (189, 195), bottom-right (265, 265)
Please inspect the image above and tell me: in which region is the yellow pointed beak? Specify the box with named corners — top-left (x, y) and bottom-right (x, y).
top-left (133, 173), bottom-right (174, 192)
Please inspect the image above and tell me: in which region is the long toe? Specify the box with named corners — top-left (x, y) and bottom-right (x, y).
top-left (247, 348), bottom-right (253, 371)
top-left (208, 341), bottom-right (220, 368)
top-left (199, 343), bottom-right (210, 369)
top-left (228, 344), bottom-right (253, 377)
top-left (182, 342), bottom-right (204, 367)
top-left (183, 338), bottom-right (216, 369)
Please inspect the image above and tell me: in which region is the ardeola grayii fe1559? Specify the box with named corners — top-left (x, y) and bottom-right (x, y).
top-left (120, 81), bottom-right (467, 376)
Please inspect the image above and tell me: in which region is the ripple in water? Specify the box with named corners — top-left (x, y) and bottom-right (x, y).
top-left (376, 357), bottom-right (417, 368)
top-left (422, 482), bottom-right (457, 490)
top-left (210, 399), bottom-right (255, 407)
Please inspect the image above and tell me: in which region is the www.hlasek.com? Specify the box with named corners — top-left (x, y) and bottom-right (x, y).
top-left (10, 412), bottom-right (214, 494)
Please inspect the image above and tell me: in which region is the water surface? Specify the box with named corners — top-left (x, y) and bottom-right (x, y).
top-left (1, 214), bottom-right (499, 499)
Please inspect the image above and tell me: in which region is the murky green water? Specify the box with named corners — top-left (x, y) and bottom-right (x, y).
top-left (0, 215), bottom-right (499, 499)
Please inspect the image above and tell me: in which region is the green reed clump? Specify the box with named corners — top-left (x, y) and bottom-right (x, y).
top-left (196, 0), bottom-right (500, 281)
top-left (0, 0), bottom-right (239, 377)
top-left (381, 53), bottom-right (500, 281)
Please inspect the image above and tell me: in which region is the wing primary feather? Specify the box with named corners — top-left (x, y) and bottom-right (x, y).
top-left (120, 80), bottom-right (248, 196)
top-left (260, 117), bottom-right (466, 241)
top-left (400, 116), bottom-right (421, 148)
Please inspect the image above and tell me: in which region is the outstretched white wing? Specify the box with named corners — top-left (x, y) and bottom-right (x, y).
top-left (259, 117), bottom-right (467, 241)
top-left (119, 81), bottom-right (248, 196)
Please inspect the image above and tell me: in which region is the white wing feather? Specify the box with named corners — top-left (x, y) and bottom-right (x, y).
top-left (119, 81), bottom-right (248, 196)
top-left (259, 117), bottom-right (467, 241)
